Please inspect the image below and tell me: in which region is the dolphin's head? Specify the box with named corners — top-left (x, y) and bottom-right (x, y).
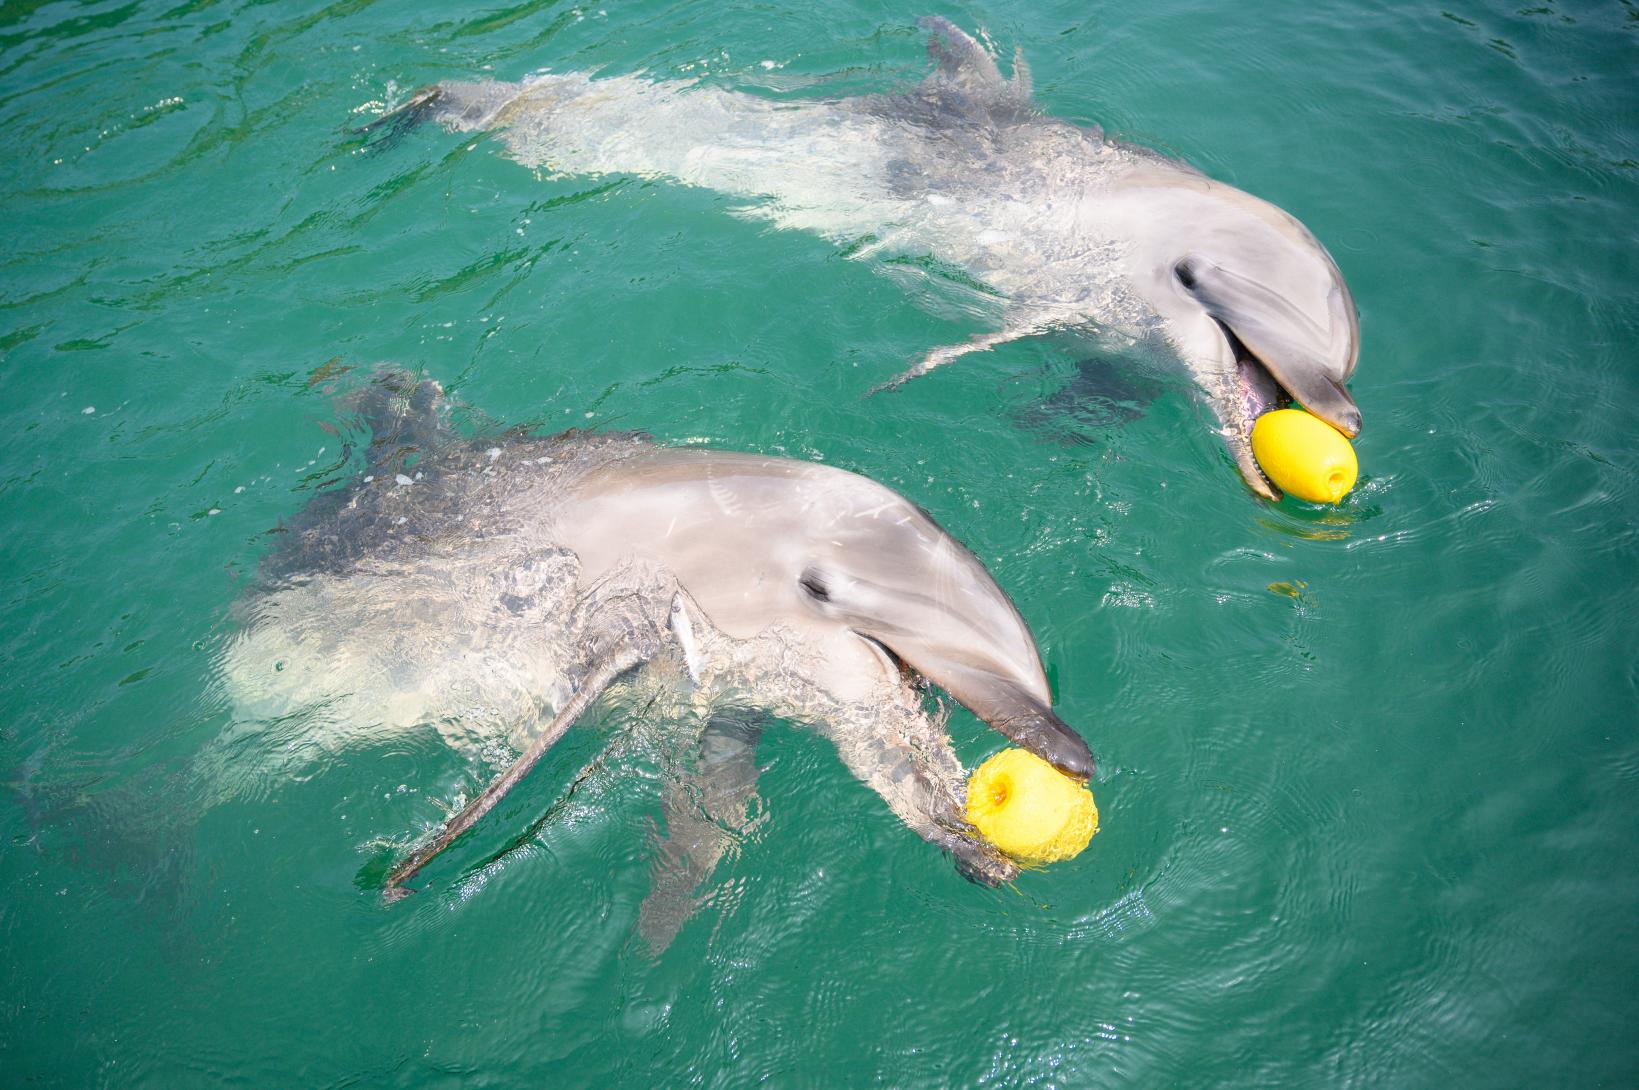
top-left (792, 513), bottom-right (1095, 783)
top-left (565, 449), bottom-right (1095, 780)
top-left (1116, 170), bottom-right (1360, 498)
top-left (558, 449), bottom-right (1095, 882)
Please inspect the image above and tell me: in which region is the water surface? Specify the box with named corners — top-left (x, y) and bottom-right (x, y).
top-left (3, 1), bottom-right (1637, 1086)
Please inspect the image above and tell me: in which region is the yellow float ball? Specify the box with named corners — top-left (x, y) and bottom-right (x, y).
top-left (1251, 408), bottom-right (1359, 504)
top-left (966, 749), bottom-right (1098, 864)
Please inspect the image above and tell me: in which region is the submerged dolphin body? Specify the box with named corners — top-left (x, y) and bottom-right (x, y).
top-left (367, 19), bottom-right (1360, 497)
top-left (222, 373), bottom-right (1093, 950)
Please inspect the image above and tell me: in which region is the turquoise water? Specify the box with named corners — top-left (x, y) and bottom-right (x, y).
top-left (4, 0), bottom-right (1637, 1085)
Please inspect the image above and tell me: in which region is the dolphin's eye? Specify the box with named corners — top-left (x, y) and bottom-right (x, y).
top-left (1174, 260), bottom-right (1198, 290)
top-left (798, 569), bottom-right (832, 603)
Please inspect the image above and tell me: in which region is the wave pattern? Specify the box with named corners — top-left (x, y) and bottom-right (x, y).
top-left (2, 0), bottom-right (1638, 1086)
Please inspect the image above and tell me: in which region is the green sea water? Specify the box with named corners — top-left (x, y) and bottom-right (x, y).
top-left (3, 1), bottom-right (1637, 1086)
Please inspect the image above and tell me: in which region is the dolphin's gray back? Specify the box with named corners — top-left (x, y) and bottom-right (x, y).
top-left (260, 427), bottom-right (642, 583)
top-left (431, 73), bottom-right (902, 238)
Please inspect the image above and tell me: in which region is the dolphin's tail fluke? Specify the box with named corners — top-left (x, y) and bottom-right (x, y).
top-left (351, 85), bottom-right (446, 151)
top-left (353, 80), bottom-right (529, 151)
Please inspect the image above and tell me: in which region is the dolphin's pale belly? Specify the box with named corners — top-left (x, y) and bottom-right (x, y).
top-left (221, 543), bottom-right (582, 755)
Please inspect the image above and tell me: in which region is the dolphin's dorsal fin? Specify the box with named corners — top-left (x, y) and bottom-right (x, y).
top-left (917, 17), bottom-right (1033, 112)
top-left (346, 368), bottom-right (451, 472)
top-left (1009, 46), bottom-right (1033, 101)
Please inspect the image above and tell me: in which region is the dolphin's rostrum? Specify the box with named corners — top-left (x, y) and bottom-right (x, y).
top-left (364, 18), bottom-right (1361, 497)
top-left (221, 372), bottom-right (1094, 950)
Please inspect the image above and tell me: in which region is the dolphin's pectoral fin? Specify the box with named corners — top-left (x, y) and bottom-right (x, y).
top-left (867, 311), bottom-right (1064, 395)
top-left (825, 721), bottom-right (1018, 887)
top-left (667, 591), bottom-right (708, 686)
top-left (866, 331), bottom-right (1011, 394)
top-left (638, 714), bottom-right (763, 955)
top-left (382, 640), bottom-right (654, 899)
top-left (1014, 355), bottom-right (1162, 436)
top-left (1177, 257), bottom-right (1362, 436)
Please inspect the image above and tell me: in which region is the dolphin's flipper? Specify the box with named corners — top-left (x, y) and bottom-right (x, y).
top-left (825, 720), bottom-right (1017, 887)
top-left (383, 639), bottom-right (654, 898)
top-left (637, 714), bottom-right (763, 955)
top-left (867, 308), bottom-right (1067, 395)
top-left (1012, 356), bottom-right (1162, 437)
top-left (867, 327), bottom-right (1025, 395)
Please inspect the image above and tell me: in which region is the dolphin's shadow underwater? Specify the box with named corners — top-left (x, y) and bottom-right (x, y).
top-left (220, 371), bottom-right (1094, 952)
top-left (362, 17), bottom-right (1362, 499)
top-left (1009, 354), bottom-right (1167, 445)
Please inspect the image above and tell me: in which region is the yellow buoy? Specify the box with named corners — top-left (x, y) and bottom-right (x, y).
top-left (1251, 408), bottom-right (1359, 503)
top-left (966, 749), bottom-right (1098, 864)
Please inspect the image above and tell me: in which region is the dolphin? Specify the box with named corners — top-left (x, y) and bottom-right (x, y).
top-left (362, 18), bottom-right (1360, 498)
top-left (221, 371), bottom-right (1094, 950)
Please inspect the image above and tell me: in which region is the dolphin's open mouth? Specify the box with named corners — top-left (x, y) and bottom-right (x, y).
top-left (1220, 322), bottom-right (1292, 500)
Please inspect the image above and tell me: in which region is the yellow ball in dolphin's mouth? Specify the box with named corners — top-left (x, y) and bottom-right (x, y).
top-left (1251, 408), bottom-right (1359, 504)
top-left (966, 749), bottom-right (1098, 864)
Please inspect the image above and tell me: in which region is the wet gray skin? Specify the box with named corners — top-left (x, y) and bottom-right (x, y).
top-left (221, 374), bottom-right (1093, 952)
top-left (364, 18), bottom-right (1360, 498)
